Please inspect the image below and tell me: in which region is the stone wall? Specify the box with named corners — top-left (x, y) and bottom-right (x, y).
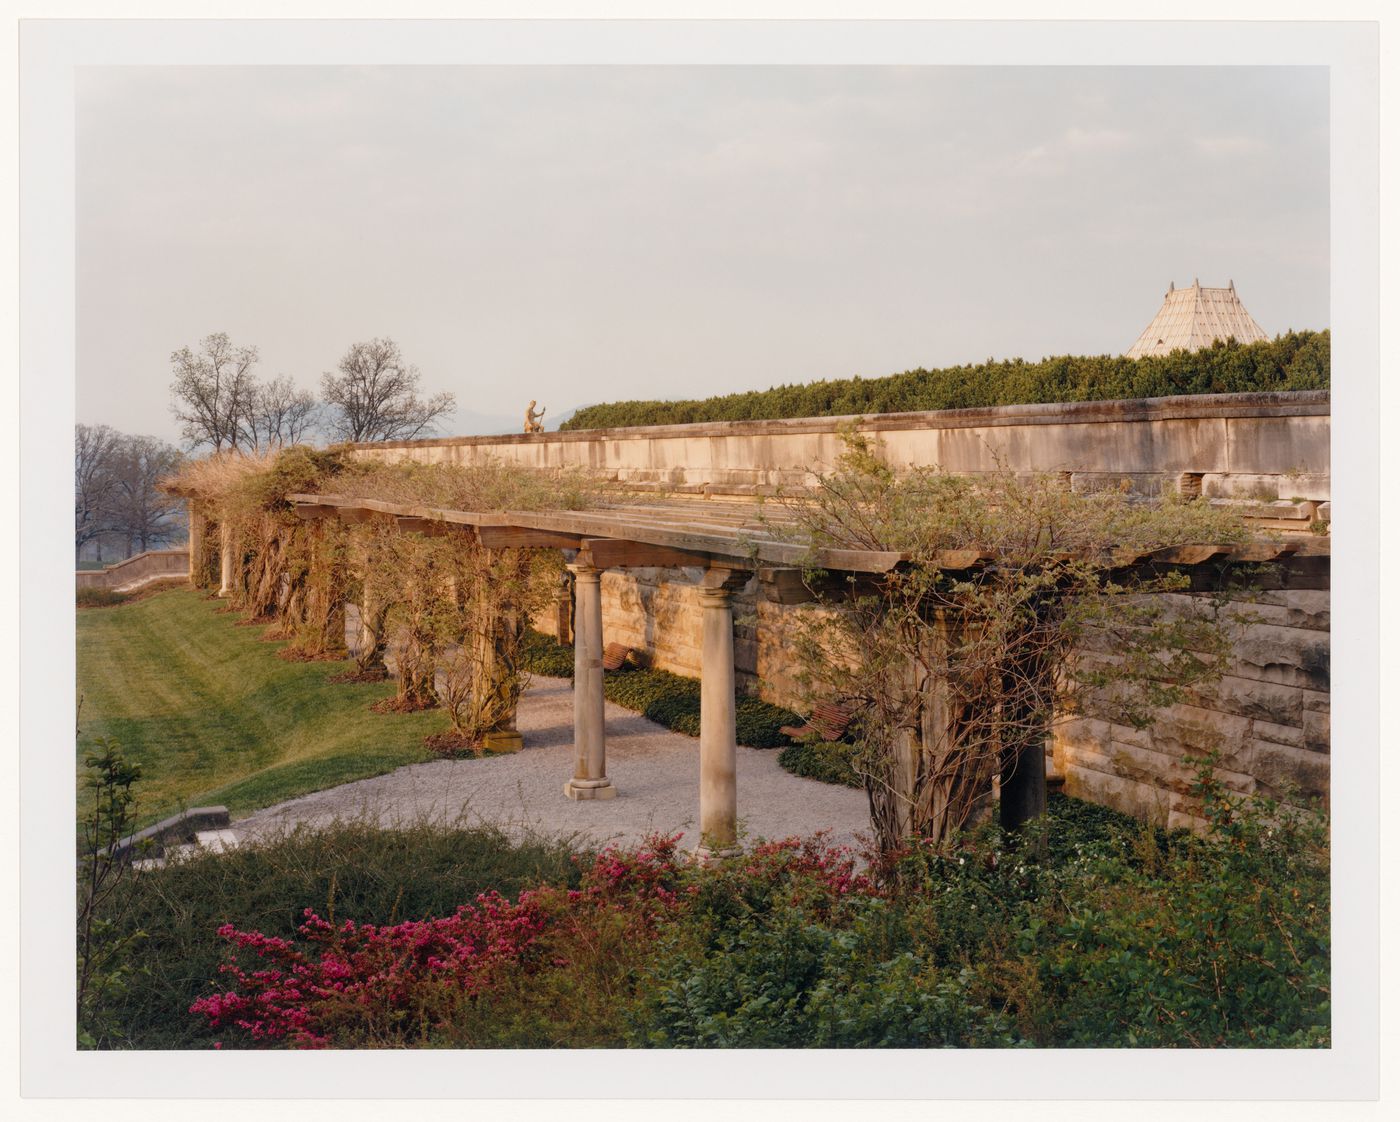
top-left (1052, 590), bottom-right (1330, 829)
top-left (350, 391), bottom-right (1330, 505)
top-left (535, 574), bottom-right (1330, 828)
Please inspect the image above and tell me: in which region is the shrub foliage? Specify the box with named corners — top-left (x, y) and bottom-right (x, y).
top-left (520, 629), bottom-right (800, 749)
top-left (560, 331), bottom-right (1329, 430)
top-left (114, 772), bottom-right (1329, 1050)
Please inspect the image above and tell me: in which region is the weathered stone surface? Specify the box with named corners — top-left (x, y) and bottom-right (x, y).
top-left (1302, 707), bottom-right (1330, 754)
top-left (1250, 740), bottom-right (1331, 800)
top-left (1250, 718), bottom-right (1306, 750)
top-left (1228, 624), bottom-right (1330, 691)
top-left (1220, 598), bottom-right (1330, 633)
top-left (1225, 414), bottom-right (1329, 476)
top-left (1186, 675), bottom-right (1321, 726)
top-left (1063, 766), bottom-right (1172, 826)
top-left (355, 393), bottom-right (1328, 497)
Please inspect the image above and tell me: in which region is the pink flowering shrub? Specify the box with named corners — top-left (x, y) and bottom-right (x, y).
top-left (191, 832), bottom-right (699, 1048)
top-left (189, 889), bottom-right (550, 1048)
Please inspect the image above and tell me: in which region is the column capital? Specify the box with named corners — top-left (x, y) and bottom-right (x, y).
top-left (566, 561), bottom-right (602, 580)
top-left (696, 586), bottom-right (733, 607)
top-left (699, 565), bottom-right (749, 602)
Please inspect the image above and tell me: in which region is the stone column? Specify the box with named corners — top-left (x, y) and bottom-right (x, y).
top-left (218, 518), bottom-right (235, 597)
top-left (187, 499), bottom-right (203, 586)
top-left (697, 571), bottom-right (746, 860)
top-left (564, 563), bottom-right (614, 800)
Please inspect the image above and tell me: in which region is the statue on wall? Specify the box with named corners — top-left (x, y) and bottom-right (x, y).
top-left (524, 400), bottom-right (546, 433)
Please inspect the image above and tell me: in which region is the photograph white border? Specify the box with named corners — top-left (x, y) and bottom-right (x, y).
top-left (16, 12), bottom-right (1382, 1108)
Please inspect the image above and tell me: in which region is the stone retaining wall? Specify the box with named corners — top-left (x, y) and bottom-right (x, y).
top-left (352, 391), bottom-right (1330, 503)
top-left (1052, 590), bottom-right (1330, 829)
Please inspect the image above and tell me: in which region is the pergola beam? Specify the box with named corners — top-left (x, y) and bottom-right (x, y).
top-left (579, 538), bottom-right (718, 570)
top-left (394, 516), bottom-right (463, 537)
top-left (477, 526), bottom-right (584, 550)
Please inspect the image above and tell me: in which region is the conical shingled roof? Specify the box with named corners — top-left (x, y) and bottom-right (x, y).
top-left (1126, 279), bottom-right (1269, 359)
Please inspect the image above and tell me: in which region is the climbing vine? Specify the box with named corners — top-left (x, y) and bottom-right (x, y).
top-left (775, 433), bottom-right (1258, 854)
top-left (163, 448), bottom-right (596, 750)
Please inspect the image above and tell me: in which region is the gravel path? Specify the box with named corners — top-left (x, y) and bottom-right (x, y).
top-left (233, 676), bottom-right (871, 853)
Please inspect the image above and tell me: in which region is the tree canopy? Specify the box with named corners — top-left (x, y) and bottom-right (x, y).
top-left (320, 338), bottom-right (455, 443)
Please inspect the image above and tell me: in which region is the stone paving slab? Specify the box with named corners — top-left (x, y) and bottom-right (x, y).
top-left (233, 676), bottom-right (872, 854)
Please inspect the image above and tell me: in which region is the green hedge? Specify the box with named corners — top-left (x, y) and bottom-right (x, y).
top-left (521, 630), bottom-right (799, 749)
top-left (778, 739), bottom-right (862, 787)
top-left (559, 331), bottom-right (1329, 430)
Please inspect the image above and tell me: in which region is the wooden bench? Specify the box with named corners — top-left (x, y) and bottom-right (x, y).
top-left (780, 700), bottom-right (859, 743)
top-left (602, 642), bottom-right (636, 671)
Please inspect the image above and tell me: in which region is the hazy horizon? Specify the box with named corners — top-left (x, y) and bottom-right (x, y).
top-left (77, 65), bottom-right (1329, 447)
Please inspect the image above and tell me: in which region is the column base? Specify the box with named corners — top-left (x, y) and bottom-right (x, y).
top-left (564, 779), bottom-right (617, 801)
top-left (693, 844), bottom-right (742, 864)
top-left (482, 730), bottom-right (523, 753)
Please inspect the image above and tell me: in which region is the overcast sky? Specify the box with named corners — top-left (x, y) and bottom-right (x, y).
top-left (76, 65), bottom-right (1329, 444)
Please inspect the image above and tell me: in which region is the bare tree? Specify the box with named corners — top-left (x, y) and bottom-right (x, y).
top-left (109, 435), bottom-right (185, 553)
top-left (247, 375), bottom-right (319, 450)
top-left (169, 333), bottom-right (261, 452)
top-left (320, 338), bottom-right (455, 443)
top-left (75, 423), bottom-right (124, 553)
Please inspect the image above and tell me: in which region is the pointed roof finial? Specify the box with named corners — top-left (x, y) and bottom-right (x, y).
top-left (1193, 277), bottom-right (1199, 288)
top-left (1229, 278), bottom-right (1235, 291)
top-left (1169, 280), bottom-right (1175, 292)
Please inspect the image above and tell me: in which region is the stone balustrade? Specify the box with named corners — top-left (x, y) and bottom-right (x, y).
top-left (76, 548), bottom-right (189, 592)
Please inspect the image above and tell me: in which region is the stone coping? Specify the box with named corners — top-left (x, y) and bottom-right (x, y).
top-left (110, 806), bottom-right (230, 861)
top-left (349, 391), bottom-right (1330, 451)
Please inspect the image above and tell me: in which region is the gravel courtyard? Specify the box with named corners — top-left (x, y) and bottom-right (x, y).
top-left (233, 676), bottom-right (872, 853)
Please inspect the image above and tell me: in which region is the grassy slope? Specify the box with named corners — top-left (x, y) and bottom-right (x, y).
top-left (77, 589), bottom-right (443, 826)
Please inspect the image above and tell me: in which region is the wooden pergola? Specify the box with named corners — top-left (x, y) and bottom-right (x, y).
top-left (277, 490), bottom-right (1328, 854)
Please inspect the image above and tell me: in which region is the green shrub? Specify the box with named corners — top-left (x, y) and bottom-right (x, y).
top-left (560, 331), bottom-right (1329, 430)
top-left (89, 819), bottom-right (581, 1049)
top-left (77, 587), bottom-right (130, 608)
top-left (778, 739), bottom-right (862, 787)
top-left (521, 630), bottom-right (800, 749)
top-left (630, 789), bottom-right (1329, 1048)
top-left (91, 786), bottom-right (1327, 1049)
top-left (520, 628), bottom-right (576, 678)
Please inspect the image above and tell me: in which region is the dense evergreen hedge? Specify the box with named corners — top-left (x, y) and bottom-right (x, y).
top-left (559, 331), bottom-right (1329, 430)
top-left (520, 629), bottom-right (800, 748)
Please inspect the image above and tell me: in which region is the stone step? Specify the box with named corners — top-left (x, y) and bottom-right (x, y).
top-left (195, 829), bottom-right (241, 853)
top-left (165, 843), bottom-right (199, 863)
top-left (130, 857), bottom-right (167, 873)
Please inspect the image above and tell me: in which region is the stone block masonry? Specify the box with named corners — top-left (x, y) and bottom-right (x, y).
top-left (370, 390), bottom-right (1330, 827)
top-left (350, 391), bottom-right (1330, 509)
top-left (1052, 590), bottom-right (1330, 830)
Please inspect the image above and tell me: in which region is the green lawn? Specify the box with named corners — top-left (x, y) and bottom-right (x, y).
top-left (76, 589), bottom-right (444, 827)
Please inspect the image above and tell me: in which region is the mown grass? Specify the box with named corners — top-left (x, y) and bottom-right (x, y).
top-left (76, 588), bottom-right (444, 828)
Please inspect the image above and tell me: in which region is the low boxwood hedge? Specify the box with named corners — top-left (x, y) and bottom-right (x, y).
top-left (777, 738), bottom-right (862, 787)
top-left (521, 629), bottom-right (800, 750)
